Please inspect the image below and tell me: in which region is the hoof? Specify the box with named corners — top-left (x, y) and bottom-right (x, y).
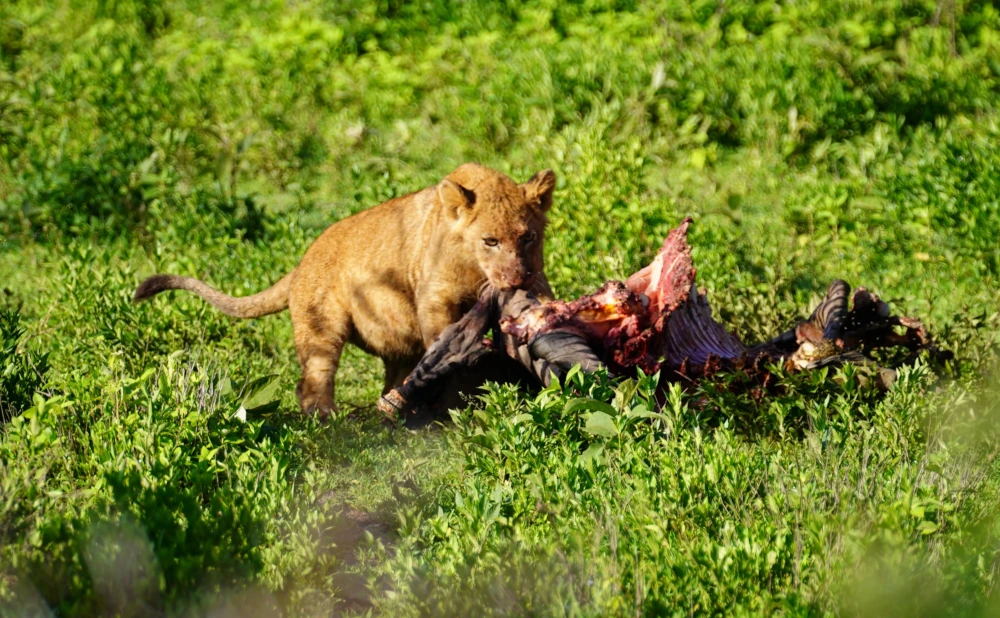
top-left (378, 389), bottom-right (407, 421)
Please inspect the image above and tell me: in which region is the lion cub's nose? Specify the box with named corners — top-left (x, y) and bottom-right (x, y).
top-left (507, 271), bottom-right (534, 289)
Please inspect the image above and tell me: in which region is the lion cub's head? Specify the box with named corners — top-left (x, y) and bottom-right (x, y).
top-left (438, 163), bottom-right (556, 291)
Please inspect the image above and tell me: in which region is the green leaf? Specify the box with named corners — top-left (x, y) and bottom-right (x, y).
top-left (917, 520), bottom-right (940, 535)
top-left (690, 148), bottom-right (707, 169)
top-left (564, 364), bottom-right (583, 387)
top-left (705, 463), bottom-right (717, 483)
top-left (565, 397), bottom-right (617, 417)
top-left (625, 404), bottom-right (668, 421)
top-left (577, 442), bottom-right (605, 467)
top-left (239, 374), bottom-right (282, 417)
top-left (584, 411), bottom-right (618, 438)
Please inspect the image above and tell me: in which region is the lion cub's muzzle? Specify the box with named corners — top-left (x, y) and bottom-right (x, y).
top-left (493, 271), bottom-right (535, 291)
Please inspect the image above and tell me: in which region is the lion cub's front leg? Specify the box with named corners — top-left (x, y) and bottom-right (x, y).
top-left (416, 289), bottom-right (466, 351)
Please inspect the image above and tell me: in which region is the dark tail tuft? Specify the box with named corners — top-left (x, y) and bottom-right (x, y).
top-left (134, 275), bottom-right (176, 303)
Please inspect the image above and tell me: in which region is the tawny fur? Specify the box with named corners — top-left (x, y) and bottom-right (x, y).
top-left (133, 163), bottom-right (557, 417)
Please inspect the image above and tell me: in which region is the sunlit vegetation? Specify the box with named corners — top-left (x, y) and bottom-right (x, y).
top-left (2, 0), bottom-right (999, 615)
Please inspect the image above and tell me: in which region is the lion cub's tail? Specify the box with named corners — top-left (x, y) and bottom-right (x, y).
top-left (133, 271), bottom-right (293, 319)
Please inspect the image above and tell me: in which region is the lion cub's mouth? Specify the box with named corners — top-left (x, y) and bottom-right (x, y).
top-left (488, 274), bottom-right (535, 291)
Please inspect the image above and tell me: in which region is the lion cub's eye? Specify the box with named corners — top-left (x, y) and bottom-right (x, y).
top-left (484, 237), bottom-right (499, 247)
top-left (522, 230), bottom-right (537, 244)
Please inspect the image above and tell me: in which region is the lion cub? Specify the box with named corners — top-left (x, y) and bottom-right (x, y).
top-left (134, 163), bottom-right (556, 417)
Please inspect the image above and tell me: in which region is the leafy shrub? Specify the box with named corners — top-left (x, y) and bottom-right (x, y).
top-left (0, 364), bottom-right (337, 615)
top-left (377, 367), bottom-right (1000, 615)
top-left (0, 301), bottom-right (47, 421)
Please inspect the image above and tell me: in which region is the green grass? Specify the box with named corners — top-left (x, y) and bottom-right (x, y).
top-left (2, 0), bottom-right (1000, 615)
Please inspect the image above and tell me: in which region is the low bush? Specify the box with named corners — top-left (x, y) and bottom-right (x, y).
top-left (0, 302), bottom-right (47, 421)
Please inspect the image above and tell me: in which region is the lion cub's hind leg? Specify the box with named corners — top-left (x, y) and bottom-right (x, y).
top-left (291, 302), bottom-right (351, 420)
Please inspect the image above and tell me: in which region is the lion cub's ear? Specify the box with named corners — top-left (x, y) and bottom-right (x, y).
top-left (438, 179), bottom-right (476, 218)
top-left (522, 169), bottom-right (556, 212)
